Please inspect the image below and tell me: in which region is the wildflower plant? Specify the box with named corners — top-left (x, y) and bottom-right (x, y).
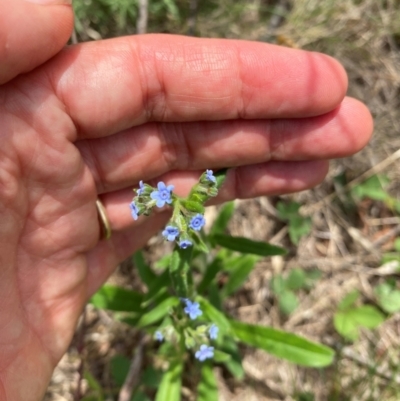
top-left (90, 169), bottom-right (336, 401)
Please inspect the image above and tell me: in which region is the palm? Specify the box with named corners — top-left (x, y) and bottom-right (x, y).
top-left (0, 33), bottom-right (372, 401)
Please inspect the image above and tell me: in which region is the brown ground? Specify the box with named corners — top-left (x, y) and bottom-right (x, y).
top-left (45, 1), bottom-right (400, 400)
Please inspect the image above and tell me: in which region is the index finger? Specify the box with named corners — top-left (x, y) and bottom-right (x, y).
top-left (48, 34), bottom-right (348, 139)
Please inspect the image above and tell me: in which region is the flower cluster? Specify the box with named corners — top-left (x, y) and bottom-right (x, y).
top-left (130, 170), bottom-right (218, 249)
top-left (180, 298), bottom-right (219, 362)
top-left (130, 180), bottom-right (174, 220)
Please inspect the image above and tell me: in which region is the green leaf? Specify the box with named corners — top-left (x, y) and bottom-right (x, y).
top-left (197, 364), bottom-right (218, 401)
top-left (276, 201), bottom-right (311, 244)
top-left (278, 290), bottom-right (298, 315)
top-left (143, 270), bottom-right (170, 305)
top-left (208, 282), bottom-right (222, 310)
top-left (131, 391), bottom-right (152, 401)
top-left (219, 337), bottom-right (244, 379)
top-left (84, 370), bottom-right (103, 393)
top-left (276, 200), bottom-right (301, 219)
top-left (286, 268), bottom-right (307, 291)
top-left (197, 258), bottom-right (224, 293)
top-left (155, 361), bottom-right (183, 401)
top-left (334, 305), bottom-right (385, 341)
top-left (110, 355), bottom-right (130, 387)
top-left (141, 367), bottom-right (162, 389)
top-left (230, 320), bottom-right (334, 367)
top-left (212, 234), bottom-right (286, 256)
top-left (133, 251), bottom-right (156, 288)
top-left (181, 200), bottom-right (205, 214)
top-left (288, 215), bottom-right (312, 245)
top-left (375, 282), bottom-right (400, 314)
top-left (90, 285), bottom-right (143, 313)
top-left (155, 254), bottom-right (172, 270)
top-left (192, 234), bottom-right (210, 254)
top-left (213, 350), bottom-right (231, 362)
top-left (137, 297), bottom-right (179, 328)
top-left (209, 201), bottom-right (235, 237)
top-left (198, 296), bottom-right (231, 334)
top-left (351, 175), bottom-right (390, 201)
top-left (270, 275), bottom-right (286, 295)
top-left (338, 290), bottom-right (360, 311)
top-left (221, 255), bottom-right (259, 297)
top-left (169, 248), bottom-right (192, 298)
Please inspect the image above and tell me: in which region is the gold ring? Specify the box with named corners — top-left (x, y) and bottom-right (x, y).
top-left (96, 199), bottom-right (112, 240)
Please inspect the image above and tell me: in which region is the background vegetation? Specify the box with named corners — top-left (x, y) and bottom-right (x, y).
top-left (46, 1), bottom-right (400, 400)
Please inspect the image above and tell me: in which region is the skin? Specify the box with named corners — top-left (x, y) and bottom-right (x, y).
top-left (0, 1), bottom-right (373, 400)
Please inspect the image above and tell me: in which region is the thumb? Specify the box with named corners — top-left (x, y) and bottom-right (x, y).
top-left (0, 0), bottom-right (73, 85)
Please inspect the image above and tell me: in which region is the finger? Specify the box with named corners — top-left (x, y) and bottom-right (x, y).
top-left (48, 34), bottom-right (348, 138)
top-left (0, 0), bottom-right (73, 85)
top-left (99, 160), bottom-right (329, 233)
top-left (77, 97), bottom-right (371, 193)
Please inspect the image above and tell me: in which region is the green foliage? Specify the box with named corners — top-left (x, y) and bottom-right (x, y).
top-left (89, 171), bottom-right (336, 400)
top-left (211, 234), bottom-right (286, 256)
top-left (270, 268), bottom-right (321, 315)
top-left (334, 291), bottom-right (385, 341)
top-left (374, 279), bottom-right (400, 314)
top-left (90, 285), bottom-right (143, 313)
top-left (155, 361), bottom-right (183, 401)
top-left (230, 320), bottom-right (334, 367)
top-left (276, 200), bottom-right (312, 244)
top-left (111, 355), bottom-right (131, 387)
top-left (351, 174), bottom-right (400, 212)
top-left (137, 296), bottom-right (179, 327)
top-left (197, 364), bottom-right (218, 401)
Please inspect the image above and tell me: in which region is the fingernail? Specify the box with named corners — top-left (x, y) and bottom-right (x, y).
top-left (24, 0), bottom-right (72, 4)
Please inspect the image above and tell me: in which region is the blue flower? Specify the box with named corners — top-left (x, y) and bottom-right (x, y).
top-left (137, 180), bottom-right (145, 195)
top-left (195, 344), bottom-right (214, 361)
top-left (130, 201), bottom-right (139, 220)
top-left (162, 226), bottom-right (179, 241)
top-left (178, 239), bottom-right (193, 249)
top-left (205, 169), bottom-right (216, 183)
top-left (150, 181), bottom-right (174, 208)
top-left (183, 299), bottom-right (202, 320)
top-left (155, 331), bottom-right (164, 342)
top-left (189, 214), bottom-right (206, 231)
top-left (209, 324), bottom-right (219, 340)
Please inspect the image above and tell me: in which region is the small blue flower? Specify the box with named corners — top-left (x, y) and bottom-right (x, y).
top-left (205, 169), bottom-right (216, 183)
top-left (137, 180), bottom-right (145, 195)
top-left (155, 331), bottom-right (164, 342)
top-left (130, 201), bottom-right (139, 220)
top-left (195, 344), bottom-right (214, 361)
top-left (183, 300), bottom-right (202, 320)
top-left (162, 226), bottom-right (180, 241)
top-left (209, 324), bottom-right (219, 340)
top-left (179, 239), bottom-right (193, 249)
top-left (150, 181), bottom-right (174, 208)
top-left (189, 214), bottom-right (206, 231)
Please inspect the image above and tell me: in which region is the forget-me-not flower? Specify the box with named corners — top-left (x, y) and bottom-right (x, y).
top-left (205, 169), bottom-right (216, 183)
top-left (137, 180), bottom-right (145, 195)
top-left (208, 324), bottom-right (219, 340)
top-left (162, 226), bottom-right (180, 241)
top-left (155, 331), bottom-right (164, 342)
top-left (150, 181), bottom-right (174, 208)
top-left (195, 344), bottom-right (214, 361)
top-left (130, 201), bottom-right (139, 220)
top-left (179, 239), bottom-right (193, 249)
top-left (189, 214), bottom-right (205, 231)
top-left (183, 299), bottom-right (202, 320)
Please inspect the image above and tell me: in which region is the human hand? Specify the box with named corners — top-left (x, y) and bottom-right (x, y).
top-left (0, 1), bottom-right (372, 400)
